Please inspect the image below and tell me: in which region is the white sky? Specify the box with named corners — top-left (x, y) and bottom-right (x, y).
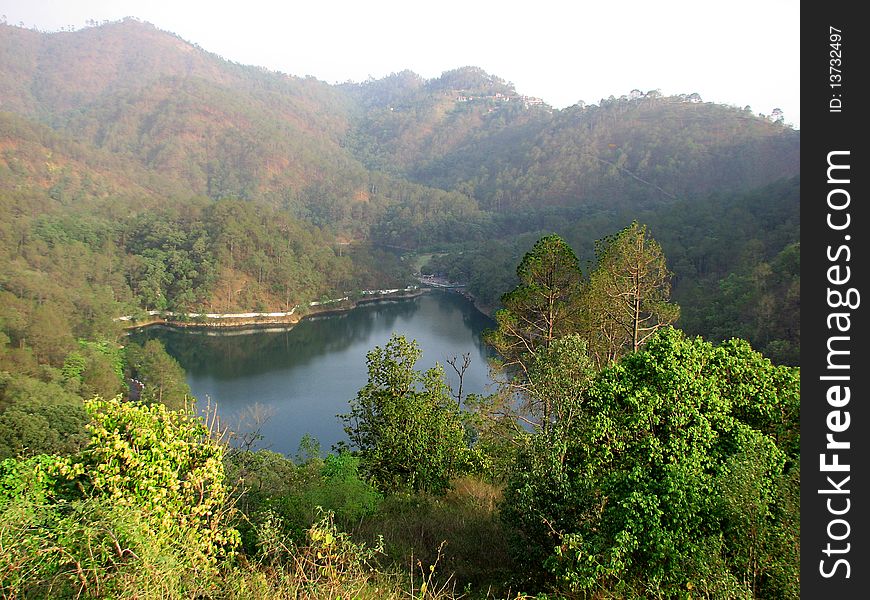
top-left (1, 0), bottom-right (800, 128)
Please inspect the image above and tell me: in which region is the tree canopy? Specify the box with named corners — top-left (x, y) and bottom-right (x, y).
top-left (341, 334), bottom-right (475, 494)
top-left (580, 221), bottom-right (679, 367)
top-left (502, 327), bottom-right (800, 597)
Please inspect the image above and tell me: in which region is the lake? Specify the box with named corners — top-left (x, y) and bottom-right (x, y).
top-left (128, 290), bottom-right (498, 456)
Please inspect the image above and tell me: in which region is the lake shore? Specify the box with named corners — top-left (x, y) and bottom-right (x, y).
top-left (129, 288), bottom-right (497, 456)
top-left (122, 288), bottom-right (429, 332)
top-left (456, 289), bottom-right (496, 318)
top-left (416, 275), bottom-right (496, 318)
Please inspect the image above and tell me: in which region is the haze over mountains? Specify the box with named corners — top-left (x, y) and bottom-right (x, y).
top-left (1, 19), bottom-right (798, 221)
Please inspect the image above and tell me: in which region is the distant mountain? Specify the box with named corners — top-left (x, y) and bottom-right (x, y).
top-left (1, 18), bottom-right (351, 120)
top-left (341, 66), bottom-right (550, 173)
top-left (346, 81), bottom-right (799, 212)
top-left (1, 18), bottom-right (798, 244)
top-left (2, 19), bottom-right (798, 227)
top-left (0, 19), bottom-right (368, 209)
top-left (0, 18), bottom-right (801, 363)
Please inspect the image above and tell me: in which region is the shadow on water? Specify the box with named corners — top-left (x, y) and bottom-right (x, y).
top-left (130, 297), bottom-right (422, 380)
top-left (128, 291), bottom-right (497, 456)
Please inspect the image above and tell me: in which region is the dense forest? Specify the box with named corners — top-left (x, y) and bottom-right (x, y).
top-left (1, 18), bottom-right (799, 599)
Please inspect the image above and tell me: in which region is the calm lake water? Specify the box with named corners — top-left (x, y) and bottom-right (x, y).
top-left (128, 290), bottom-right (497, 456)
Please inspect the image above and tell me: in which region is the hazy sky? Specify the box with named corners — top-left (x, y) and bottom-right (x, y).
top-left (0, 0), bottom-right (801, 128)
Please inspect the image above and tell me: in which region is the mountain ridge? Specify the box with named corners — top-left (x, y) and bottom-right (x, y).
top-left (0, 18), bottom-right (801, 370)
top-left (1, 20), bottom-right (798, 223)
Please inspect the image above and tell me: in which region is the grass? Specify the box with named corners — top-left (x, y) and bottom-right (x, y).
top-left (353, 476), bottom-right (517, 599)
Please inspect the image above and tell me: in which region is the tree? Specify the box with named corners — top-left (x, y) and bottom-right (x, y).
top-left (341, 334), bottom-right (474, 494)
top-left (24, 302), bottom-right (77, 367)
top-left (124, 339), bottom-right (192, 411)
top-left (61, 341), bottom-right (126, 400)
top-left (525, 335), bottom-right (595, 435)
top-left (501, 328), bottom-right (800, 597)
top-left (580, 222), bottom-right (679, 368)
top-left (484, 234), bottom-right (583, 427)
top-left (0, 376), bottom-right (90, 459)
top-left (770, 108), bottom-right (785, 124)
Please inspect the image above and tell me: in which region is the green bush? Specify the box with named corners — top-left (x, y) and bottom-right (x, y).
top-left (227, 446), bottom-right (381, 556)
top-left (69, 397), bottom-right (240, 564)
top-left (342, 334), bottom-right (478, 495)
top-left (0, 397), bottom-right (241, 597)
top-left (308, 452), bottom-right (383, 526)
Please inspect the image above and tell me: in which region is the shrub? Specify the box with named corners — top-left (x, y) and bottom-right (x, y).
top-left (0, 397), bottom-right (240, 597)
top-left (342, 335), bottom-right (477, 495)
top-left (68, 397), bottom-right (240, 566)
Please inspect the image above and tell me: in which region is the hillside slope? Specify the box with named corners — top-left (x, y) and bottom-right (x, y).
top-left (2, 20), bottom-right (799, 226)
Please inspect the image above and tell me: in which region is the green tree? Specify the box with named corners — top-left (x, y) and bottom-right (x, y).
top-left (484, 234), bottom-right (583, 429)
top-left (580, 222), bottom-right (679, 368)
top-left (124, 339), bottom-right (192, 411)
top-left (61, 341), bottom-right (125, 399)
top-left (502, 328), bottom-right (799, 597)
top-left (0, 376), bottom-right (90, 459)
top-left (341, 334), bottom-right (474, 494)
top-left (525, 335), bottom-right (595, 434)
top-left (24, 302), bottom-right (77, 367)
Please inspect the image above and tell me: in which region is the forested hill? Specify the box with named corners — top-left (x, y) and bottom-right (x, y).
top-left (407, 95), bottom-right (799, 211)
top-left (345, 74), bottom-right (799, 212)
top-left (1, 18), bottom-right (799, 360)
top-left (2, 20), bottom-right (798, 221)
top-left (0, 19), bottom-right (364, 207)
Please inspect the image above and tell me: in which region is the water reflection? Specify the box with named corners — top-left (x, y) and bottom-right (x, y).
top-left (129, 291), bottom-right (497, 456)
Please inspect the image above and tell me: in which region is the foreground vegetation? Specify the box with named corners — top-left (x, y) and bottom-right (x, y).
top-left (1, 230), bottom-right (798, 598)
top-left (0, 398), bottom-right (436, 599)
top-left (1, 20), bottom-right (799, 597)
